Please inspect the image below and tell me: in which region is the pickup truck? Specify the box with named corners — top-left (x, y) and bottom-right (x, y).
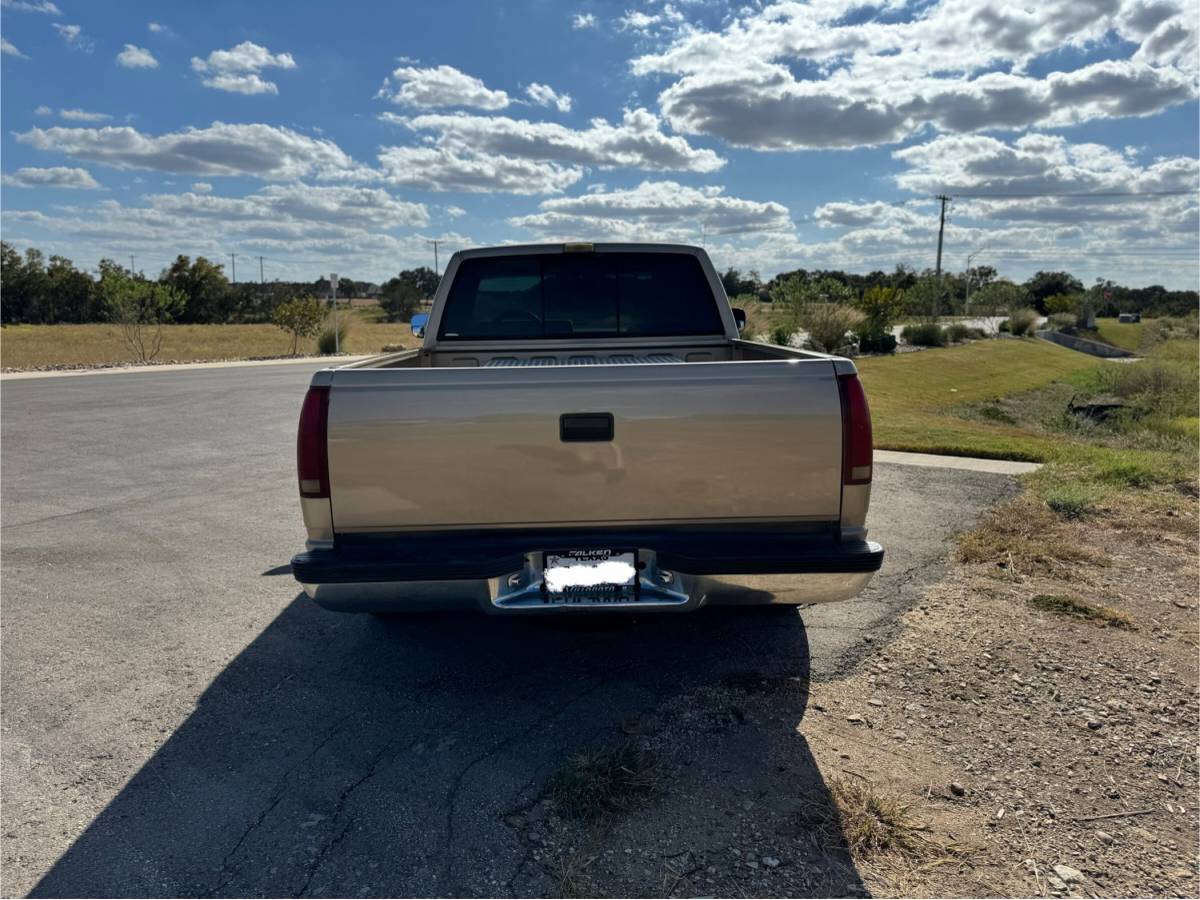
top-left (290, 242), bottom-right (883, 614)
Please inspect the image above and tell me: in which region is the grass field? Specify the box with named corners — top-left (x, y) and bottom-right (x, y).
top-left (0, 307), bottom-right (421, 369)
top-left (856, 338), bottom-right (1100, 460)
top-left (1091, 317), bottom-right (1148, 351)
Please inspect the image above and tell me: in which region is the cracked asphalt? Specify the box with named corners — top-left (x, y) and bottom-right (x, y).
top-left (1, 362), bottom-right (1016, 897)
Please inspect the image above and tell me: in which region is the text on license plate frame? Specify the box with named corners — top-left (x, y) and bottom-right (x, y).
top-left (542, 549), bottom-right (639, 603)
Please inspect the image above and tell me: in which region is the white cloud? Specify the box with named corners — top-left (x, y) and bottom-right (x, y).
top-left (52, 23), bottom-right (93, 52)
top-left (378, 145), bottom-right (582, 194)
top-left (385, 107), bottom-right (725, 174)
top-left (572, 12), bottom-right (597, 29)
top-left (191, 41), bottom-right (296, 95)
top-left (116, 44), bottom-right (158, 68)
top-left (633, 0), bottom-right (1200, 150)
top-left (16, 122), bottom-right (374, 181)
top-left (524, 82), bottom-right (573, 112)
top-left (34, 104), bottom-right (52, 115)
top-left (378, 64), bottom-right (510, 109)
top-left (191, 182), bottom-right (213, 193)
top-left (510, 180), bottom-right (793, 241)
top-left (58, 108), bottom-right (111, 122)
top-left (1, 37), bottom-right (27, 58)
top-left (147, 22), bottom-right (173, 35)
top-left (2, 166), bottom-right (101, 189)
top-left (0, 0), bottom-right (60, 14)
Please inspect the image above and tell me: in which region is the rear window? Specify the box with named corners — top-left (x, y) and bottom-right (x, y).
top-left (437, 252), bottom-right (724, 340)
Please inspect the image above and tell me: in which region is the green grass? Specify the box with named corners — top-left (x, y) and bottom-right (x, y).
top-left (0, 306), bottom-right (421, 369)
top-left (1092, 318), bottom-right (1149, 351)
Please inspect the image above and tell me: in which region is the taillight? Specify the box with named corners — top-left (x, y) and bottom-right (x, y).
top-left (297, 385), bottom-right (330, 498)
top-left (838, 373), bottom-right (872, 485)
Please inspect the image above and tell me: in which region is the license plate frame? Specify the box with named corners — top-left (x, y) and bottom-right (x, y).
top-left (541, 549), bottom-right (639, 606)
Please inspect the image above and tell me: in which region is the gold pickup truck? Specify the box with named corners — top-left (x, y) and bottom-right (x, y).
top-left (291, 243), bottom-right (882, 614)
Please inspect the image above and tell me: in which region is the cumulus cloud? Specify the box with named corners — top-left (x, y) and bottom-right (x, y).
top-left (634, 0), bottom-right (1200, 150)
top-left (52, 23), bottom-right (93, 52)
top-left (1, 37), bottom-right (27, 58)
top-left (0, 0), bottom-right (60, 13)
top-left (191, 41), bottom-right (296, 95)
top-left (16, 121), bottom-right (374, 181)
top-left (191, 182), bottom-right (213, 193)
top-left (384, 107), bottom-right (724, 174)
top-left (572, 12), bottom-right (597, 28)
top-left (147, 22), bottom-right (173, 35)
top-left (2, 166), bottom-right (101, 189)
top-left (510, 180), bottom-right (792, 241)
top-left (116, 44), bottom-right (157, 68)
top-left (525, 82), bottom-right (572, 112)
top-left (378, 64), bottom-right (510, 109)
top-left (378, 145), bottom-right (582, 194)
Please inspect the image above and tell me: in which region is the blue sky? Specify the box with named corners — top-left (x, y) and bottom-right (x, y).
top-left (1, 0), bottom-right (1197, 287)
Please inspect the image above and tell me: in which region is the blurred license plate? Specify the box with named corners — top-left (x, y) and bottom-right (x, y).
top-left (543, 549), bottom-right (637, 604)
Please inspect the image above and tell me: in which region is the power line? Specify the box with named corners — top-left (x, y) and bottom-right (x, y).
top-left (948, 189), bottom-right (1195, 199)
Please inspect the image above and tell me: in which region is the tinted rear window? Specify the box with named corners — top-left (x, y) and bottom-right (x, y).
top-left (437, 252), bottom-right (723, 340)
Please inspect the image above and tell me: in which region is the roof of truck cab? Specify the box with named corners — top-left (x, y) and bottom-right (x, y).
top-left (448, 242), bottom-right (706, 259)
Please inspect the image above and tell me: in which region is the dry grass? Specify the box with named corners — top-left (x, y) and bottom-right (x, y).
top-left (546, 848), bottom-right (601, 898)
top-left (800, 776), bottom-right (954, 862)
top-left (1027, 593), bottom-right (1135, 629)
top-left (0, 309), bottom-right (420, 369)
top-left (548, 743), bottom-right (662, 822)
top-left (957, 493), bottom-right (1105, 576)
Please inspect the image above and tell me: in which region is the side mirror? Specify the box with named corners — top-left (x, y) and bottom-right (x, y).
top-left (411, 312), bottom-right (429, 338)
top-left (732, 307), bottom-right (747, 333)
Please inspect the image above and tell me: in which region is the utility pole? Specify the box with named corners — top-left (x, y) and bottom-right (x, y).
top-left (934, 194), bottom-right (951, 277)
top-left (258, 255), bottom-right (265, 284)
top-left (129, 254), bottom-right (135, 276)
top-left (426, 239), bottom-right (442, 276)
top-left (230, 253), bottom-right (237, 283)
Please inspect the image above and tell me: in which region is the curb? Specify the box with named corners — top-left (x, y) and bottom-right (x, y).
top-left (1, 354), bottom-right (378, 382)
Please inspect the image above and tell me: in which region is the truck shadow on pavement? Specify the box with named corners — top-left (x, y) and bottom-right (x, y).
top-left (31, 596), bottom-right (866, 898)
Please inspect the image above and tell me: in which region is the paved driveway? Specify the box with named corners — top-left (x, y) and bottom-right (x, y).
top-left (1, 363), bottom-right (1014, 897)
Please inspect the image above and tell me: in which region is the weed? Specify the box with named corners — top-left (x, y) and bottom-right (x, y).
top-left (548, 743), bottom-right (661, 821)
top-left (958, 494), bottom-right (1102, 574)
top-left (546, 849), bottom-right (600, 898)
top-left (317, 317), bottom-right (351, 354)
top-left (1028, 594), bottom-right (1134, 629)
top-left (1043, 483), bottom-right (1104, 519)
top-left (799, 776), bottom-right (953, 862)
top-left (1008, 308), bottom-right (1040, 336)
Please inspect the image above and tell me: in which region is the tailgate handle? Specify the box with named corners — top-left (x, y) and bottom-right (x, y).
top-left (560, 413), bottom-right (614, 442)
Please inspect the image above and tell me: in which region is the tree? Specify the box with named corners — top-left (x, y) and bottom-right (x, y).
top-left (161, 255), bottom-right (231, 323)
top-left (721, 267), bottom-right (760, 298)
top-left (903, 276), bottom-right (951, 320)
top-left (379, 267), bottom-right (439, 322)
top-left (971, 281), bottom-right (1027, 333)
top-left (1023, 271), bottom-right (1083, 312)
top-left (46, 254), bottom-right (99, 323)
top-left (769, 275), bottom-right (859, 351)
top-left (271, 296), bottom-right (326, 355)
top-left (1043, 293), bottom-right (1080, 315)
top-left (98, 270), bottom-right (185, 362)
top-left (853, 285), bottom-right (905, 337)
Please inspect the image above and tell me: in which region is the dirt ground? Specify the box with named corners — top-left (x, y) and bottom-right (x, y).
top-left (510, 493), bottom-right (1199, 898)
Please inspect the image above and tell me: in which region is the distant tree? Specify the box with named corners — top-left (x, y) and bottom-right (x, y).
top-left (99, 270), bottom-right (185, 362)
top-left (271, 296), bottom-right (326, 355)
top-left (1023, 271), bottom-right (1083, 313)
top-left (1043, 293), bottom-right (1081, 315)
top-left (379, 267), bottom-right (440, 322)
top-left (161, 255), bottom-right (231, 323)
top-left (970, 280), bottom-right (1027, 332)
top-left (903, 275), bottom-right (951, 320)
top-left (720, 267), bottom-right (760, 298)
top-left (46, 254), bottom-right (99, 323)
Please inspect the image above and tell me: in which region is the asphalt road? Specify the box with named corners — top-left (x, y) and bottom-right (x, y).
top-left (1, 363), bottom-right (1015, 897)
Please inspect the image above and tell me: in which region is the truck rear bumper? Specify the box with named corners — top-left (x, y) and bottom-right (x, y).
top-left (290, 527), bottom-right (884, 614)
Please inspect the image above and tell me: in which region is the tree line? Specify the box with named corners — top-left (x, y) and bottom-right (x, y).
top-left (722, 265), bottom-right (1198, 319)
top-left (0, 242), bottom-right (441, 326)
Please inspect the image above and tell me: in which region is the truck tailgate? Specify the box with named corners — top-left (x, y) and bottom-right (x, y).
top-left (325, 360), bottom-right (843, 531)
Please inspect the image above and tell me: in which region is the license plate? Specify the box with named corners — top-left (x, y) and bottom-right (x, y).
top-left (542, 549), bottom-right (638, 604)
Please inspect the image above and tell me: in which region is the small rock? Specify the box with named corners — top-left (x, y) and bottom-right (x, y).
top-left (1095, 831), bottom-right (1114, 845)
top-left (763, 857), bottom-right (780, 868)
top-left (846, 714), bottom-right (865, 724)
top-left (1053, 864), bottom-right (1085, 883)
top-left (867, 698), bottom-right (884, 707)
top-left (1047, 875), bottom-right (1067, 892)
top-left (950, 781), bottom-right (966, 797)
top-left (1087, 720), bottom-right (1103, 730)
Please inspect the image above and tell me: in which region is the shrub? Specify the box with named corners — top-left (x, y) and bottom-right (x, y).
top-left (1047, 312), bottom-right (1076, 332)
top-left (854, 285), bottom-right (904, 335)
top-left (797, 303), bottom-right (863, 353)
top-left (900, 322), bottom-right (946, 347)
top-left (965, 326), bottom-right (988, 339)
top-left (317, 317), bottom-right (350, 354)
top-left (98, 270), bottom-right (185, 363)
top-left (945, 322), bottom-right (972, 342)
top-left (998, 319), bottom-right (1011, 333)
top-left (770, 324), bottom-right (793, 346)
top-left (857, 330), bottom-right (898, 354)
top-left (271, 296), bottom-right (325, 355)
top-left (1008, 308), bottom-right (1040, 336)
